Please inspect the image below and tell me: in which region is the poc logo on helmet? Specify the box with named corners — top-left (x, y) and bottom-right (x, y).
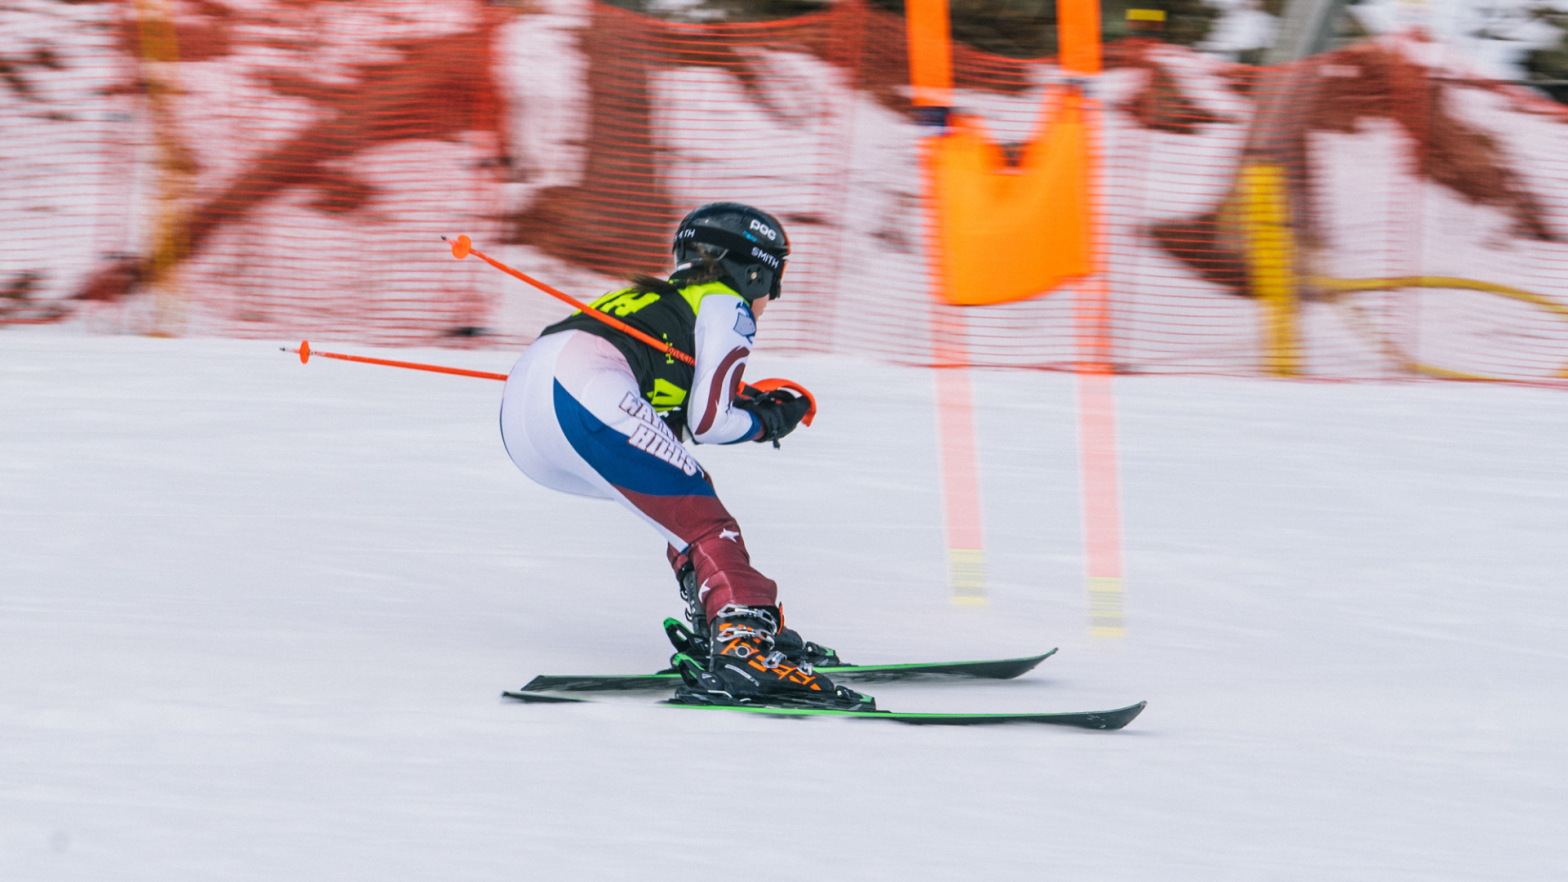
top-left (749, 219), bottom-right (777, 241)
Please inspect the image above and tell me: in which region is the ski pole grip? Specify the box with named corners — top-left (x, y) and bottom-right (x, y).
top-left (748, 378), bottom-right (817, 427)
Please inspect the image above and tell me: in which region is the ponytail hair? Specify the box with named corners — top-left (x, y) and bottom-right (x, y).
top-left (628, 255), bottom-right (728, 296)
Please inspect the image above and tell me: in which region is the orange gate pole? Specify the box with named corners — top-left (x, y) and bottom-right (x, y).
top-left (908, 0), bottom-right (987, 604)
top-left (1060, 0), bottom-right (1126, 638)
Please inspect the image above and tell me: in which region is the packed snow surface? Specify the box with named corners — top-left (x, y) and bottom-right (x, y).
top-left (3, 332), bottom-right (1566, 880)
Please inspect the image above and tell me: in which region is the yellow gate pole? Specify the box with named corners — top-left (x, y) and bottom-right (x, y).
top-left (132, 0), bottom-right (192, 336)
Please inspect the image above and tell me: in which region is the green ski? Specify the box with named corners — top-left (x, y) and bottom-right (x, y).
top-left (518, 649), bottom-right (1057, 694)
top-left (502, 691), bottom-right (1147, 730)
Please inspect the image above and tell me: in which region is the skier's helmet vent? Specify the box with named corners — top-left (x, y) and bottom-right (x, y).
top-left (673, 203), bottom-right (790, 302)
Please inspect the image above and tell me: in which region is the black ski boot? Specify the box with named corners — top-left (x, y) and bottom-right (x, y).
top-left (773, 605), bottom-right (842, 667)
top-left (671, 605), bottom-right (874, 711)
top-left (663, 563), bottom-right (844, 668)
top-left (659, 563), bottom-right (711, 670)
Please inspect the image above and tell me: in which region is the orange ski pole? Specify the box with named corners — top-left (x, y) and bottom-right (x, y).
top-left (282, 340), bottom-right (508, 381)
top-left (445, 234), bottom-right (695, 367)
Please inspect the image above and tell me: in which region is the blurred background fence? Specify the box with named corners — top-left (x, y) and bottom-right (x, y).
top-left (5, 0), bottom-right (1568, 382)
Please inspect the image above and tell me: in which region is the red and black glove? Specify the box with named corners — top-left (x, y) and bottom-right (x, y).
top-left (736, 387), bottom-right (812, 446)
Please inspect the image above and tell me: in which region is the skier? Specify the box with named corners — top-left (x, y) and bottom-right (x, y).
top-left (498, 203), bottom-right (866, 708)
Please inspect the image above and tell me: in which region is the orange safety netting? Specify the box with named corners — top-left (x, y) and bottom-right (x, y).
top-left (5, 0), bottom-right (1568, 384)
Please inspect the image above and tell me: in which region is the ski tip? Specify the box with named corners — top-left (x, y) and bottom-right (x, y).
top-left (975, 649), bottom-right (1056, 679)
top-left (502, 690), bottom-right (586, 704)
top-left (1098, 700), bottom-right (1147, 730)
top-left (1013, 647), bottom-right (1059, 670)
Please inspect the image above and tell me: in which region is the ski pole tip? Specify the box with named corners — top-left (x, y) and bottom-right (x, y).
top-left (298, 340), bottom-right (311, 364)
top-left (450, 234), bottom-right (472, 260)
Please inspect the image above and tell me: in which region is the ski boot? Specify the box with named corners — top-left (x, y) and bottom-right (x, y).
top-left (671, 604), bottom-right (874, 711)
top-left (664, 610), bottom-right (842, 668)
top-left (773, 605), bottom-right (843, 667)
top-left (658, 563), bottom-right (712, 670)
top-left (663, 562), bottom-right (844, 668)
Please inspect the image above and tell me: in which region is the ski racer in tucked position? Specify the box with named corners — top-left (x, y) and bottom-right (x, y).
top-left (498, 203), bottom-right (869, 710)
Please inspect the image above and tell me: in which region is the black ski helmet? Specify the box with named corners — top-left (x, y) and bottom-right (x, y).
top-left (673, 202), bottom-right (789, 302)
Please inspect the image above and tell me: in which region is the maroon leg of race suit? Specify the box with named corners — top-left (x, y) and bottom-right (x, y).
top-left (664, 525), bottom-right (777, 621)
top-left (611, 463), bottom-right (777, 618)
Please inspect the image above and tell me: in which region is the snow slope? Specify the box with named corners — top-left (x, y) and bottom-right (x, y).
top-left (2, 331), bottom-right (1566, 880)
